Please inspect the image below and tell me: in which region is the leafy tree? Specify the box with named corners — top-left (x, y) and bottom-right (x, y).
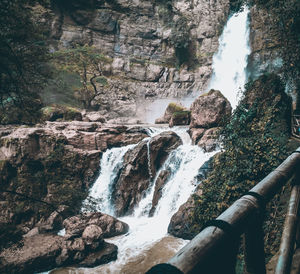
top-left (0, 0), bottom-right (51, 124)
top-left (52, 46), bottom-right (111, 110)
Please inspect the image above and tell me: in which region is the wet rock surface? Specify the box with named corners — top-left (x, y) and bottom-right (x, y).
top-left (149, 170), bottom-right (171, 217)
top-left (0, 122), bottom-right (147, 234)
top-left (112, 131), bottom-right (182, 216)
top-left (168, 157), bottom-right (214, 239)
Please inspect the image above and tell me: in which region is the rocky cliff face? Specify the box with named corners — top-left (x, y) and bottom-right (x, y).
top-left (0, 122), bottom-right (148, 233)
top-left (248, 6), bottom-right (282, 81)
top-left (48, 0), bottom-right (230, 120)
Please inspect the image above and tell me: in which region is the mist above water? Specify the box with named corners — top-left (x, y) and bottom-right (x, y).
top-left (141, 7), bottom-right (250, 123)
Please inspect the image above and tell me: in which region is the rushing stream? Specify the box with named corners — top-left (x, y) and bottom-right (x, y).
top-left (52, 127), bottom-right (217, 274)
top-left (49, 7), bottom-right (251, 274)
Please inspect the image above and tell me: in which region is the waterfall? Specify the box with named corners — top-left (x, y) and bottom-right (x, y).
top-left (72, 127), bottom-right (218, 273)
top-left (50, 7), bottom-right (251, 273)
top-left (81, 144), bottom-right (136, 216)
top-left (208, 6), bottom-right (251, 109)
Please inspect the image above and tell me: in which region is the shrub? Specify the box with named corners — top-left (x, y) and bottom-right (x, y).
top-left (191, 74), bottom-right (291, 257)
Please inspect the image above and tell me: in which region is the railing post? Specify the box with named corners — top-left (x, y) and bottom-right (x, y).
top-left (275, 177), bottom-right (300, 274)
top-left (244, 212), bottom-right (266, 274)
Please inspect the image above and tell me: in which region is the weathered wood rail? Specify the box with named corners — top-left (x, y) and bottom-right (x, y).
top-left (147, 148), bottom-right (300, 274)
top-left (292, 115), bottom-right (300, 138)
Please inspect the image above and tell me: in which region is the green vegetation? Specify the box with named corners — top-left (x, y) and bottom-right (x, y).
top-left (191, 74), bottom-right (291, 257)
top-left (41, 105), bottom-right (82, 121)
top-left (0, 0), bottom-right (51, 124)
top-left (52, 45), bottom-right (111, 110)
top-left (167, 102), bottom-right (186, 113)
top-left (172, 110), bottom-right (191, 118)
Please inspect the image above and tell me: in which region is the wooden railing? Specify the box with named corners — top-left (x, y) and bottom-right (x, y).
top-left (147, 148), bottom-right (300, 274)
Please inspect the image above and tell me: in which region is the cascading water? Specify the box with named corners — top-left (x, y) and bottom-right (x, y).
top-left (50, 7), bottom-right (251, 274)
top-left (81, 144), bottom-right (136, 216)
top-left (76, 127), bottom-right (218, 274)
top-left (208, 6), bottom-right (251, 109)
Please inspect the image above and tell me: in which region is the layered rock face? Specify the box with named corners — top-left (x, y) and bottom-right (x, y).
top-left (248, 6), bottom-right (282, 80)
top-left (48, 0), bottom-right (230, 120)
top-left (0, 122), bottom-right (148, 232)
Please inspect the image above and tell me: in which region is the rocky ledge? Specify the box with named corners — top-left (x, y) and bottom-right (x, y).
top-left (0, 121), bottom-right (148, 235)
top-left (0, 212), bottom-right (128, 273)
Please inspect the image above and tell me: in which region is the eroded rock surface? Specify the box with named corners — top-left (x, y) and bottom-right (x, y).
top-left (190, 89), bottom-right (232, 129)
top-left (112, 131), bottom-right (182, 216)
top-left (0, 122), bottom-right (147, 234)
top-left (45, 0), bottom-right (231, 120)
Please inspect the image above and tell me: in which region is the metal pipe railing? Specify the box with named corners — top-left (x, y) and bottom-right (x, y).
top-left (147, 148), bottom-right (300, 274)
top-left (275, 183), bottom-right (300, 274)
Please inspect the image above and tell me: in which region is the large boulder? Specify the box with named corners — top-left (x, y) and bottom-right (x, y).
top-left (63, 212), bottom-right (129, 239)
top-left (0, 234), bottom-right (63, 274)
top-left (197, 127), bottom-right (220, 152)
top-left (112, 131), bottom-right (182, 216)
top-left (167, 194), bottom-right (197, 240)
top-left (190, 89), bottom-right (232, 128)
top-left (169, 111), bottom-right (191, 127)
top-left (155, 102), bottom-right (186, 124)
top-left (77, 242), bottom-right (118, 268)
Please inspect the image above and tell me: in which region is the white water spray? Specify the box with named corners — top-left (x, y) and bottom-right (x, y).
top-left (77, 128), bottom-right (218, 273)
top-left (81, 144), bottom-right (135, 216)
top-left (208, 7), bottom-right (251, 109)
top-left (50, 7), bottom-right (251, 273)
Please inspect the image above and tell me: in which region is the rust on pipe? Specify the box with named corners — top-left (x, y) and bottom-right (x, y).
top-left (155, 148), bottom-right (300, 274)
top-left (275, 184), bottom-right (300, 274)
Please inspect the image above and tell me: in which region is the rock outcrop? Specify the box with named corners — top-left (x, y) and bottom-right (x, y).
top-left (112, 131), bottom-right (182, 216)
top-left (155, 102), bottom-right (186, 124)
top-left (248, 5), bottom-right (282, 81)
top-left (63, 212), bottom-right (129, 239)
top-left (0, 212), bottom-right (128, 273)
top-left (190, 89), bottom-right (232, 129)
top-left (189, 89), bottom-right (231, 152)
top-left (0, 122), bottom-right (148, 234)
top-left (45, 0), bottom-right (231, 121)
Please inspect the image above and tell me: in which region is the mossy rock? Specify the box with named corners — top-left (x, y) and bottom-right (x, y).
top-left (167, 102), bottom-right (186, 113)
top-left (169, 110), bottom-right (191, 127)
top-left (41, 105), bottom-right (82, 122)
